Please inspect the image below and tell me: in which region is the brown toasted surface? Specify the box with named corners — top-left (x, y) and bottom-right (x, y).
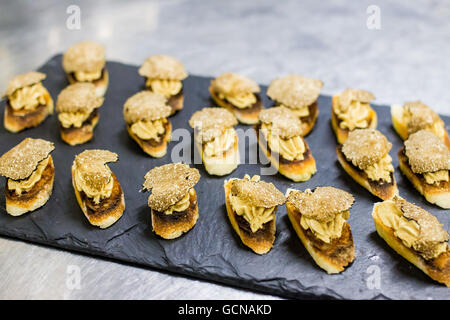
top-left (138, 55), bottom-right (187, 80)
top-left (230, 175), bottom-right (285, 208)
top-left (126, 120), bottom-right (171, 157)
top-left (4, 101), bottom-right (51, 133)
top-left (167, 90), bottom-right (184, 114)
top-left (123, 91), bottom-right (171, 123)
top-left (0, 138), bottom-right (54, 180)
top-left (4, 72), bottom-right (46, 97)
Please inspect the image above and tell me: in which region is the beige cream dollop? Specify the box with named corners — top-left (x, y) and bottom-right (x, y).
top-left (261, 123), bottom-right (305, 161)
top-left (219, 91), bottom-right (256, 109)
top-left (9, 83), bottom-right (50, 111)
top-left (203, 128), bottom-right (236, 158)
top-left (74, 165), bottom-right (114, 204)
top-left (75, 70), bottom-right (102, 82)
top-left (423, 170), bottom-right (449, 185)
top-left (58, 111), bottom-right (91, 128)
top-left (8, 157), bottom-right (49, 195)
top-left (300, 210), bottom-right (349, 243)
top-left (146, 79), bottom-right (182, 97)
top-left (131, 118), bottom-right (166, 141)
top-left (229, 193), bottom-right (275, 233)
top-left (364, 154), bottom-right (394, 183)
top-left (163, 189), bottom-right (193, 214)
top-left (336, 100), bottom-right (371, 130)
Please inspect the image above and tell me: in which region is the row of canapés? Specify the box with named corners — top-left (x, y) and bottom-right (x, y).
top-left (0, 139), bottom-right (448, 287)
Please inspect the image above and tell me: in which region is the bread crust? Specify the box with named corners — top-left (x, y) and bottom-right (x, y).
top-left (167, 90), bottom-right (184, 115)
top-left (331, 95), bottom-right (378, 144)
top-left (59, 109), bottom-right (99, 146)
top-left (151, 189), bottom-right (199, 239)
top-left (126, 120), bottom-right (171, 158)
top-left (255, 124), bottom-right (316, 182)
top-left (372, 202), bottom-right (450, 287)
top-left (224, 179), bottom-right (276, 254)
top-left (398, 149), bottom-right (450, 209)
top-left (4, 100), bottom-right (52, 133)
top-left (72, 168), bottom-right (125, 229)
top-left (286, 200), bottom-right (355, 274)
top-left (298, 101), bottom-right (319, 137)
top-left (209, 86), bottom-right (262, 125)
top-left (336, 145), bottom-right (398, 200)
top-left (67, 68), bottom-right (109, 97)
top-left (197, 134), bottom-right (239, 176)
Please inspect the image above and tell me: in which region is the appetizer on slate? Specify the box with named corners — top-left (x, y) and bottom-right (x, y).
top-left (398, 130), bottom-right (450, 208)
top-left (56, 83), bottom-right (104, 146)
top-left (372, 196), bottom-right (449, 287)
top-left (3, 72), bottom-right (53, 133)
top-left (331, 88), bottom-right (377, 144)
top-left (188, 107), bottom-right (239, 176)
top-left (337, 129), bottom-right (397, 200)
top-left (209, 72), bottom-right (263, 124)
top-left (391, 101), bottom-right (450, 148)
top-left (138, 55), bottom-right (187, 115)
top-left (62, 41), bottom-right (108, 97)
top-left (143, 163), bottom-right (200, 239)
top-left (256, 106), bottom-right (316, 182)
top-left (267, 74), bottom-right (323, 136)
top-left (72, 149), bottom-right (125, 229)
top-left (0, 138), bottom-right (55, 216)
top-left (286, 187), bottom-right (355, 274)
top-left (224, 174), bottom-right (285, 254)
top-left (123, 91), bottom-right (172, 158)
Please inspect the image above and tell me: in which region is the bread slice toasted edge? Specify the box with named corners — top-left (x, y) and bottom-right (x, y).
top-left (223, 179), bottom-right (275, 255)
top-left (5, 156), bottom-right (55, 216)
top-left (300, 101), bottom-right (319, 137)
top-left (331, 95), bottom-right (378, 144)
top-left (285, 199), bottom-right (355, 274)
top-left (151, 189), bottom-right (199, 240)
top-left (71, 167), bottom-right (125, 229)
top-left (398, 149), bottom-right (450, 209)
top-left (372, 201), bottom-right (450, 287)
top-left (336, 146), bottom-right (398, 200)
top-left (255, 126), bottom-right (316, 182)
top-left (126, 121), bottom-right (171, 158)
top-left (4, 95), bottom-right (53, 133)
top-left (60, 112), bottom-right (99, 146)
top-left (196, 135), bottom-right (240, 176)
top-left (209, 86), bottom-right (261, 125)
top-left (68, 69), bottom-right (109, 97)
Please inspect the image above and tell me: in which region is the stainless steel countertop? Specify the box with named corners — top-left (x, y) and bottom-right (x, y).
top-left (0, 0), bottom-right (449, 300)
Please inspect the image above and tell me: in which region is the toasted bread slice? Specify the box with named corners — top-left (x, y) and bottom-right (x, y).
top-left (4, 95), bottom-right (53, 133)
top-left (72, 169), bottom-right (125, 229)
top-left (60, 110), bottom-right (99, 146)
top-left (151, 189), bottom-right (199, 239)
top-left (398, 149), bottom-right (450, 209)
top-left (126, 121), bottom-right (172, 158)
top-left (167, 90), bottom-right (184, 115)
top-left (196, 135), bottom-right (239, 176)
top-left (67, 69), bottom-right (109, 97)
top-left (286, 199), bottom-right (355, 274)
top-left (255, 124), bottom-right (316, 182)
top-left (5, 156), bottom-right (55, 216)
top-left (391, 104), bottom-right (450, 149)
top-left (224, 179), bottom-right (276, 254)
top-left (209, 86), bottom-right (262, 125)
top-left (336, 145), bottom-right (398, 200)
top-left (331, 96), bottom-right (377, 144)
top-left (298, 101), bottom-right (319, 137)
top-left (372, 201), bottom-right (450, 287)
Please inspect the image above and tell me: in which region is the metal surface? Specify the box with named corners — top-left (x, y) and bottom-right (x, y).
top-left (0, 0), bottom-right (449, 300)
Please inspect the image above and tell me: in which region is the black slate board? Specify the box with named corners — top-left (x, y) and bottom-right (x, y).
top-left (0, 55), bottom-right (448, 300)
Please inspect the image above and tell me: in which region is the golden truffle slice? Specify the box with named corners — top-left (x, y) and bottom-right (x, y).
top-left (209, 72), bottom-right (263, 124)
top-left (372, 196), bottom-right (449, 286)
top-left (267, 74), bottom-right (323, 136)
top-left (286, 187), bottom-right (355, 274)
top-left (72, 150), bottom-right (125, 229)
top-left (63, 41), bottom-right (108, 96)
top-left (399, 130), bottom-right (450, 208)
top-left (337, 129), bottom-right (398, 200)
top-left (3, 72), bottom-right (53, 133)
top-left (331, 89), bottom-right (377, 144)
top-left (224, 175), bottom-right (285, 254)
top-left (0, 138), bottom-right (55, 216)
top-left (256, 106), bottom-right (317, 182)
top-left (189, 108), bottom-right (239, 176)
top-left (143, 163), bottom-right (200, 239)
top-left (391, 101), bottom-right (450, 148)
top-left (138, 55), bottom-right (187, 115)
top-left (56, 83), bottom-right (104, 146)
top-left (123, 91), bottom-right (172, 158)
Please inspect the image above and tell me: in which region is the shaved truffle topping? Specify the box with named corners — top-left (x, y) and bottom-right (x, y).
top-left (403, 101), bottom-right (442, 134)
top-left (0, 138), bottom-right (54, 180)
top-left (56, 83), bottom-right (104, 113)
top-left (143, 163), bottom-right (200, 212)
top-left (138, 55), bottom-right (187, 80)
top-left (287, 187), bottom-right (354, 222)
top-left (338, 89), bottom-right (375, 109)
top-left (189, 107), bottom-right (238, 142)
top-left (259, 106), bottom-right (304, 139)
top-left (210, 72), bottom-right (260, 96)
top-left (404, 130), bottom-right (450, 174)
top-left (230, 175), bottom-right (285, 208)
top-left (123, 91), bottom-right (171, 124)
top-left (62, 41), bottom-right (106, 73)
top-left (4, 72), bottom-right (47, 97)
top-left (342, 129), bottom-right (392, 170)
top-left (267, 74), bottom-right (323, 109)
